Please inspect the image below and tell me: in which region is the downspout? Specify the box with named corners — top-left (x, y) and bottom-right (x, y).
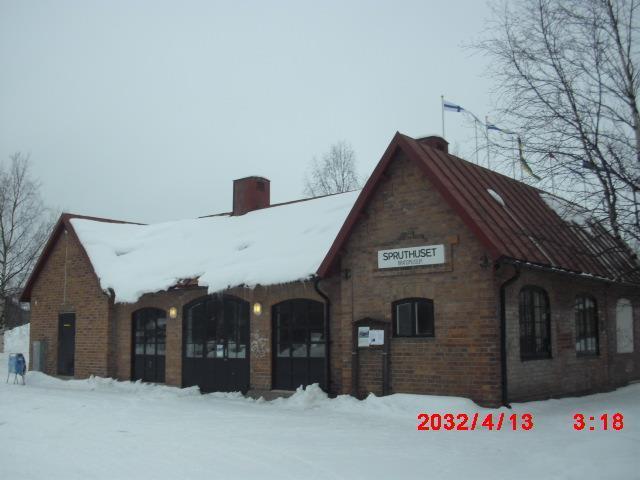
top-left (314, 276), bottom-right (331, 395)
top-left (499, 262), bottom-right (520, 408)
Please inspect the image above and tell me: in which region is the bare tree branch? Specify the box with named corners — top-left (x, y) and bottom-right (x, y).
top-left (0, 153), bottom-right (54, 330)
top-left (476, 0), bottom-right (640, 248)
top-left (303, 141), bottom-right (362, 197)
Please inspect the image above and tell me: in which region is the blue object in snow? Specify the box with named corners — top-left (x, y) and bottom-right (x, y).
top-left (6, 353), bottom-right (26, 384)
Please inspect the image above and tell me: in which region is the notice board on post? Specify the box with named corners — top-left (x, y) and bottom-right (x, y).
top-left (352, 318), bottom-right (391, 398)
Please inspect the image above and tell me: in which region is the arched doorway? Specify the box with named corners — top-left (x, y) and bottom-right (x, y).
top-left (272, 299), bottom-right (326, 390)
top-left (132, 308), bottom-right (167, 383)
top-left (182, 295), bottom-right (250, 393)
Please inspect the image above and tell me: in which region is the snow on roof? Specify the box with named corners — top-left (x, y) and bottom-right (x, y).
top-left (70, 191), bottom-right (360, 303)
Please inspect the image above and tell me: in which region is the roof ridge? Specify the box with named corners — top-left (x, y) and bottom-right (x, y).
top-left (198, 189), bottom-right (360, 219)
top-left (62, 212), bottom-right (144, 225)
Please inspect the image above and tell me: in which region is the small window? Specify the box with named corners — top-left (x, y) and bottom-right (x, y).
top-left (616, 299), bottom-right (634, 353)
top-left (575, 295), bottom-right (599, 356)
top-left (519, 286), bottom-right (551, 360)
top-left (392, 298), bottom-right (434, 337)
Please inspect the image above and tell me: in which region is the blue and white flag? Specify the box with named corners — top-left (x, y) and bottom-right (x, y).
top-left (487, 123), bottom-right (515, 135)
top-left (443, 100), bottom-right (464, 112)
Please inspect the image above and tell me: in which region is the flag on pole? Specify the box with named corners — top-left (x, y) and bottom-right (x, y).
top-left (443, 100), bottom-right (465, 112)
top-left (486, 123), bottom-right (516, 135)
top-left (518, 136), bottom-right (541, 181)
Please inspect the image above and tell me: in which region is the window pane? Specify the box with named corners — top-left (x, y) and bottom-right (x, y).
top-left (291, 343), bottom-right (307, 357)
top-left (310, 331), bottom-right (324, 342)
top-left (416, 300), bottom-right (434, 335)
top-left (156, 317), bottom-right (166, 356)
top-left (309, 343), bottom-right (325, 358)
top-left (575, 295), bottom-right (598, 355)
top-left (277, 344), bottom-right (291, 357)
top-left (276, 307), bottom-right (290, 346)
top-left (145, 319), bottom-right (156, 355)
top-left (235, 344), bottom-right (246, 359)
top-left (227, 340), bottom-right (237, 359)
top-left (292, 301), bottom-right (307, 344)
top-left (308, 302), bottom-right (324, 331)
top-left (396, 303), bottom-right (413, 336)
top-left (520, 288), bottom-right (550, 358)
top-left (616, 299), bottom-right (634, 353)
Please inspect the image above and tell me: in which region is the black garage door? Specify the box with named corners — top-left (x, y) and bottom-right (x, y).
top-left (132, 308), bottom-right (166, 383)
top-left (273, 299), bottom-right (326, 390)
top-left (182, 295), bottom-right (250, 393)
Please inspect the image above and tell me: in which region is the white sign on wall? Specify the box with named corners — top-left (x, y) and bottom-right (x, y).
top-left (377, 244), bottom-right (445, 269)
top-left (357, 326), bottom-right (385, 347)
top-left (369, 329), bottom-right (384, 346)
top-left (357, 327), bottom-right (370, 347)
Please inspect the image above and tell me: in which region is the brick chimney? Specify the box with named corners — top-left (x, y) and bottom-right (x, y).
top-left (232, 176), bottom-right (270, 215)
top-left (417, 135), bottom-right (449, 153)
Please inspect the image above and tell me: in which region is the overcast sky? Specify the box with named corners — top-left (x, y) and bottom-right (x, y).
top-left (0, 1), bottom-right (496, 223)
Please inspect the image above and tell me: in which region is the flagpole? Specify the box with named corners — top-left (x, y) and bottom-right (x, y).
top-left (549, 154), bottom-right (556, 194)
top-left (512, 136), bottom-right (516, 178)
top-left (441, 95), bottom-right (445, 138)
top-left (485, 116), bottom-right (491, 170)
top-left (474, 120), bottom-right (479, 165)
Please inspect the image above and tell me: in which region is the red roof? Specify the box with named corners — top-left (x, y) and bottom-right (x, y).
top-left (318, 133), bottom-right (640, 284)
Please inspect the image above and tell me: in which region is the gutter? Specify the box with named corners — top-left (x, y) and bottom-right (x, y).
top-left (499, 262), bottom-right (520, 408)
top-left (314, 276), bottom-right (331, 395)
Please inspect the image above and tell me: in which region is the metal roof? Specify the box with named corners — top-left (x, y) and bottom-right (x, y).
top-left (318, 133), bottom-right (640, 284)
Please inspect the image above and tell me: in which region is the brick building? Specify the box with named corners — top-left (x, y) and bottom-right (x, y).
top-left (20, 133), bottom-right (640, 406)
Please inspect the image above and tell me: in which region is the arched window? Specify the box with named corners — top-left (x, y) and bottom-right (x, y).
top-left (519, 286), bottom-right (551, 360)
top-left (392, 298), bottom-right (434, 337)
top-left (616, 298), bottom-right (634, 353)
top-left (575, 295), bottom-right (599, 356)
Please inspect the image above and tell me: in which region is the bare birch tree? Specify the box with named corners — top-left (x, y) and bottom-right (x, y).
top-left (477, 0), bottom-right (640, 248)
top-left (304, 141), bottom-right (362, 197)
top-left (0, 153), bottom-right (52, 330)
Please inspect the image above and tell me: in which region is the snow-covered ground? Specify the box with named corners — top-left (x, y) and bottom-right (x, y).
top-left (1, 325), bottom-right (638, 479)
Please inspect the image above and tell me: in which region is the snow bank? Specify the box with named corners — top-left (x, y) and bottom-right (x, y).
top-left (271, 383), bottom-right (481, 416)
top-left (71, 191), bottom-right (359, 303)
top-left (24, 372), bottom-right (202, 398)
top-left (4, 323), bottom-right (29, 355)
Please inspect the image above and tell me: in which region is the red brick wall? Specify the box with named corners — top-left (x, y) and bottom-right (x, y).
top-left (29, 229), bottom-right (111, 378)
top-left (331, 150), bottom-right (501, 406)
top-left (502, 265), bottom-right (640, 402)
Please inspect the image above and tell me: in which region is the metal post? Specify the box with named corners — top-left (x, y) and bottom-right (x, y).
top-left (485, 116), bottom-right (491, 170)
top-left (474, 120), bottom-right (479, 164)
top-left (441, 95), bottom-right (445, 138)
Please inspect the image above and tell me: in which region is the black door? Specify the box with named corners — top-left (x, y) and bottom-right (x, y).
top-left (132, 308), bottom-right (166, 383)
top-left (273, 299), bottom-right (326, 390)
top-left (57, 313), bottom-right (75, 376)
top-left (182, 296), bottom-right (250, 393)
